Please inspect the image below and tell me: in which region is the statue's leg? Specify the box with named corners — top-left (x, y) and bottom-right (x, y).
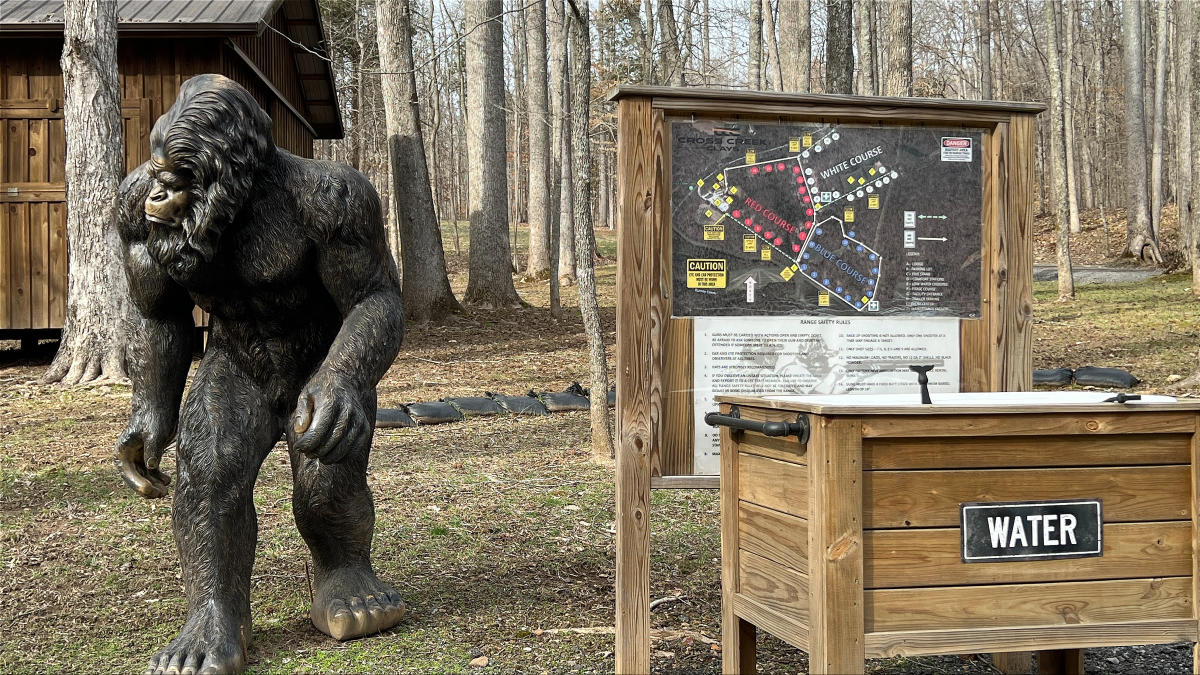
top-left (289, 389), bottom-right (406, 641)
top-left (146, 347), bottom-right (279, 675)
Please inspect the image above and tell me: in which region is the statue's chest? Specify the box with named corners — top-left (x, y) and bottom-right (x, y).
top-left (186, 229), bottom-right (314, 315)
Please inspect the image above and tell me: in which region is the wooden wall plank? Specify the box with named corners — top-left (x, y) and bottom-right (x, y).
top-left (721, 405), bottom-right (755, 672)
top-left (866, 619), bottom-right (1198, 658)
top-left (739, 452), bottom-right (808, 517)
top-left (9, 203), bottom-right (31, 328)
top-left (48, 119), bottom-right (65, 183)
top-left (48, 201), bottom-right (65, 326)
top-left (6, 118), bottom-right (29, 183)
top-left (862, 412), bottom-right (1197, 438)
top-left (995, 114), bottom-right (1035, 391)
top-left (960, 124), bottom-right (1001, 393)
top-left (740, 501), bottom-right (808, 574)
top-left (738, 549), bottom-right (810, 629)
top-left (0, 204), bottom-right (9, 328)
top-left (863, 434), bottom-right (1192, 470)
top-left (863, 465), bottom-right (1189, 528)
top-left (28, 202), bottom-right (48, 328)
top-left (807, 416), bottom-right (865, 673)
top-left (614, 97), bottom-right (655, 675)
top-left (660, 319), bottom-right (693, 475)
top-left (865, 521), bottom-right (1192, 589)
top-left (27, 119), bottom-right (47, 182)
top-left (865, 577), bottom-right (1193, 632)
top-left (1191, 428), bottom-right (1200, 674)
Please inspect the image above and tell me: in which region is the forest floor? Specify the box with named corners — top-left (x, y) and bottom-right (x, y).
top-left (1, 218), bottom-right (1198, 673)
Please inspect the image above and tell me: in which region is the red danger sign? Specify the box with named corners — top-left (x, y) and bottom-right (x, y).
top-left (943, 137), bottom-right (972, 148)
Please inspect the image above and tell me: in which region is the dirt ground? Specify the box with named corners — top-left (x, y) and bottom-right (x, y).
top-left (2, 219), bottom-right (1198, 673)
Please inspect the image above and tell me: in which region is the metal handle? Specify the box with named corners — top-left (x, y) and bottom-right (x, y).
top-left (704, 405), bottom-right (810, 443)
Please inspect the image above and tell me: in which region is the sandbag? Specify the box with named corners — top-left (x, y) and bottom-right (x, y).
top-left (1032, 368), bottom-right (1073, 387)
top-left (488, 392), bottom-right (549, 415)
top-left (1072, 366), bottom-right (1140, 389)
top-left (444, 396), bottom-right (505, 417)
top-left (537, 384), bottom-right (591, 412)
top-left (405, 401), bottom-right (464, 424)
top-left (375, 407), bottom-right (416, 428)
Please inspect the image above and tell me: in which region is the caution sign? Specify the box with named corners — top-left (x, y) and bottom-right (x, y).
top-left (686, 259), bottom-right (727, 288)
top-left (703, 224), bottom-right (725, 241)
top-left (941, 137), bottom-right (973, 162)
top-left (743, 234), bottom-right (757, 252)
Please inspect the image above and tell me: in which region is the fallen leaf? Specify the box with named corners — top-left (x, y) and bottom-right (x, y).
top-left (469, 656), bottom-right (489, 668)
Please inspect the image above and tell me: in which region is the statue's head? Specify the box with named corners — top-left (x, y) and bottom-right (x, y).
top-left (144, 74), bottom-right (275, 268)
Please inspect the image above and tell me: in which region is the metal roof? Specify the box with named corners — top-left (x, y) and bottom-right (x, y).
top-left (0, 0), bottom-right (280, 33)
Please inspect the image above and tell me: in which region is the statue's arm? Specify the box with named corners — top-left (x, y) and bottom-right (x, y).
top-left (289, 174), bottom-right (404, 463)
top-left (116, 167), bottom-right (195, 498)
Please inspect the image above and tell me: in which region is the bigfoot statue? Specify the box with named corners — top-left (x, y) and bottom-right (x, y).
top-left (115, 74), bottom-right (406, 673)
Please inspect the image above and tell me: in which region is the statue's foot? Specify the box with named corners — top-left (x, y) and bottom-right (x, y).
top-left (311, 567), bottom-right (407, 641)
top-left (146, 605), bottom-right (247, 675)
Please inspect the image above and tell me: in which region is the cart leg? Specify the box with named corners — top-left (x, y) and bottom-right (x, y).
top-left (1037, 648), bottom-right (1084, 675)
top-left (991, 651), bottom-right (1032, 674)
top-left (721, 616), bottom-right (756, 674)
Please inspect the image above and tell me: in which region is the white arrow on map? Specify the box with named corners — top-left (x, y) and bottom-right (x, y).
top-left (745, 276), bottom-right (756, 303)
top-left (917, 236), bottom-right (949, 242)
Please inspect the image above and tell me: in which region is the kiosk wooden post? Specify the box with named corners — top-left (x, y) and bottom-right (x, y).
top-left (612, 86), bottom-right (1045, 672)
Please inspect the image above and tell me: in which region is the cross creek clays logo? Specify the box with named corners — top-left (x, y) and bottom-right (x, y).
top-left (685, 259), bottom-right (727, 288)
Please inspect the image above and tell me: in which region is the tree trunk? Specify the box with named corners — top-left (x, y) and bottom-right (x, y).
top-left (1044, 0), bottom-right (1074, 301)
top-left (749, 0), bottom-right (763, 88)
top-left (979, 0), bottom-right (991, 99)
top-left (825, 0), bottom-right (854, 94)
top-left (657, 0), bottom-right (684, 86)
top-left (1061, 1), bottom-right (1081, 235)
top-left (1121, 0), bottom-right (1162, 263)
top-left (45, 0), bottom-right (129, 385)
top-left (883, 0), bottom-right (912, 96)
top-left (777, 0), bottom-right (810, 92)
top-left (702, 0), bottom-right (711, 82)
top-left (1179, 0), bottom-right (1194, 282)
top-left (567, 0), bottom-right (614, 459)
top-left (377, 0), bottom-right (461, 323)
top-left (524, 0), bottom-right (552, 280)
top-left (762, 0), bottom-right (784, 91)
top-left (854, 0), bottom-right (875, 95)
top-left (464, 0), bottom-right (521, 307)
top-left (1149, 0), bottom-right (1168, 240)
top-left (547, 0), bottom-right (566, 314)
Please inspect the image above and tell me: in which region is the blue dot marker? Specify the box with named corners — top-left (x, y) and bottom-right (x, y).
top-left (848, 231), bottom-right (856, 238)
top-left (872, 267), bottom-right (879, 274)
top-left (856, 301), bottom-right (863, 308)
top-left (868, 279), bottom-right (875, 286)
top-left (823, 278), bottom-right (830, 285)
top-left (811, 272), bottom-right (818, 279)
top-left (816, 228), bottom-right (823, 235)
top-left (836, 286), bottom-right (843, 293)
top-left (856, 245), bottom-right (863, 252)
top-left (844, 294), bottom-right (852, 301)
top-left (869, 254), bottom-right (877, 261)
top-left (842, 239), bottom-right (849, 247)
top-left (803, 253), bottom-right (810, 260)
top-left (800, 264), bottom-right (808, 271)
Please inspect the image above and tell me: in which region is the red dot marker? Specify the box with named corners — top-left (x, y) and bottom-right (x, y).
top-left (751, 167), bottom-right (759, 174)
top-left (745, 218), bottom-right (754, 226)
top-left (802, 196), bottom-right (811, 203)
top-left (796, 177), bottom-right (804, 184)
top-left (799, 187), bottom-right (807, 194)
top-left (806, 208), bottom-right (814, 216)
top-left (805, 221), bottom-right (813, 228)
top-left (753, 224), bottom-right (762, 233)
top-left (799, 232), bottom-right (807, 240)
top-left (776, 163), bottom-right (785, 171)
top-left (764, 164), bottom-right (773, 172)
top-left (792, 166), bottom-right (801, 174)
top-left (732, 210), bottom-right (741, 218)
top-left (774, 237), bottom-right (783, 246)
top-left (765, 231), bottom-right (774, 239)
top-left (792, 244), bottom-right (802, 253)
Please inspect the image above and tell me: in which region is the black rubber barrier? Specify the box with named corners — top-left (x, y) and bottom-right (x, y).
top-left (376, 407), bottom-right (416, 428)
top-left (1033, 367), bottom-right (1074, 386)
top-left (405, 401), bottom-right (464, 424)
top-left (1072, 366), bottom-right (1140, 389)
top-left (444, 396), bottom-right (505, 417)
top-left (488, 392), bottom-right (550, 415)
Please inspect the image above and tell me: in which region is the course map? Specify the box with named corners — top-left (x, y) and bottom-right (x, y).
top-left (671, 120), bottom-right (984, 317)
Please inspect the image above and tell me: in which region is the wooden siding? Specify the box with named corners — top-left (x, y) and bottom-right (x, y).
top-left (0, 30), bottom-right (316, 330)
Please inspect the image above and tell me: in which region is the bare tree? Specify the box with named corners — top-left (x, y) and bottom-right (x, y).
top-left (979, 0), bottom-right (992, 99)
top-left (1044, 0), bottom-right (1074, 300)
top-left (1149, 0), bottom-right (1168, 240)
top-left (566, 0), bottom-right (613, 458)
top-left (749, 0), bottom-right (763, 88)
top-left (45, 0), bottom-right (129, 384)
top-left (1062, 0), bottom-right (1081, 235)
top-left (550, 0), bottom-right (575, 291)
top-left (1179, 0), bottom-right (1198, 296)
top-left (826, 0), bottom-right (855, 94)
top-left (464, 0), bottom-right (522, 307)
top-left (883, 0), bottom-right (912, 96)
top-left (762, 0), bottom-right (784, 90)
top-left (1121, 0), bottom-right (1162, 263)
top-left (525, 0), bottom-right (552, 280)
top-left (778, 0), bottom-right (811, 92)
top-left (854, 0), bottom-right (876, 95)
top-left (657, 0), bottom-right (684, 86)
top-left (377, 0), bottom-right (460, 323)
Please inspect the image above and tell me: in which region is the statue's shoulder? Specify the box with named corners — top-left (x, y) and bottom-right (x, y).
top-left (117, 162), bottom-right (155, 243)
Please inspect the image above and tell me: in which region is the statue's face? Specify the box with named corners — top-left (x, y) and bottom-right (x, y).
top-left (144, 153), bottom-right (191, 228)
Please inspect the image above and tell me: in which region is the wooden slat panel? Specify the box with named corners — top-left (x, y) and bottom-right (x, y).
top-left (1190, 429), bottom-right (1200, 672)
top-left (740, 501), bottom-right (808, 574)
top-left (28, 202), bottom-right (48, 328)
top-left (865, 521), bottom-right (1192, 589)
top-left (865, 577), bottom-right (1193, 632)
top-left (960, 125), bottom-right (1000, 393)
top-left (614, 96), bottom-right (656, 675)
top-left (6, 118), bottom-right (28, 182)
top-left (996, 114), bottom-right (1035, 392)
top-left (739, 431), bottom-right (808, 464)
top-left (862, 412), bottom-right (1197, 438)
top-left (738, 549), bottom-right (810, 629)
top-left (807, 416), bottom-right (866, 672)
top-left (865, 619), bottom-right (1199, 658)
top-left (48, 201), bottom-right (66, 326)
top-left (0, 202), bottom-right (8, 328)
top-left (864, 465), bottom-right (1189, 528)
top-left (659, 317), bottom-right (693, 476)
top-left (733, 594), bottom-right (810, 652)
top-left (721, 403), bottom-right (752, 671)
top-left (8, 203), bottom-right (31, 328)
top-left (863, 434), bottom-right (1192, 470)
top-left (27, 118), bottom-right (47, 181)
top-left (48, 119), bottom-right (65, 184)
top-left (739, 452), bottom-right (808, 517)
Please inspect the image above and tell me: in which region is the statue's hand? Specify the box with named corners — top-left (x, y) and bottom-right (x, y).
top-left (115, 415), bottom-right (174, 499)
top-left (289, 373), bottom-right (371, 464)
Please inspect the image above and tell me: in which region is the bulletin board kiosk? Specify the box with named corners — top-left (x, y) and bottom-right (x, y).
top-left (611, 86), bottom-right (1047, 672)
top-left (709, 392), bottom-right (1200, 674)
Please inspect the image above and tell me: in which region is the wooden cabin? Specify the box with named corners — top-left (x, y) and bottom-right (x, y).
top-left (0, 0), bottom-right (343, 334)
